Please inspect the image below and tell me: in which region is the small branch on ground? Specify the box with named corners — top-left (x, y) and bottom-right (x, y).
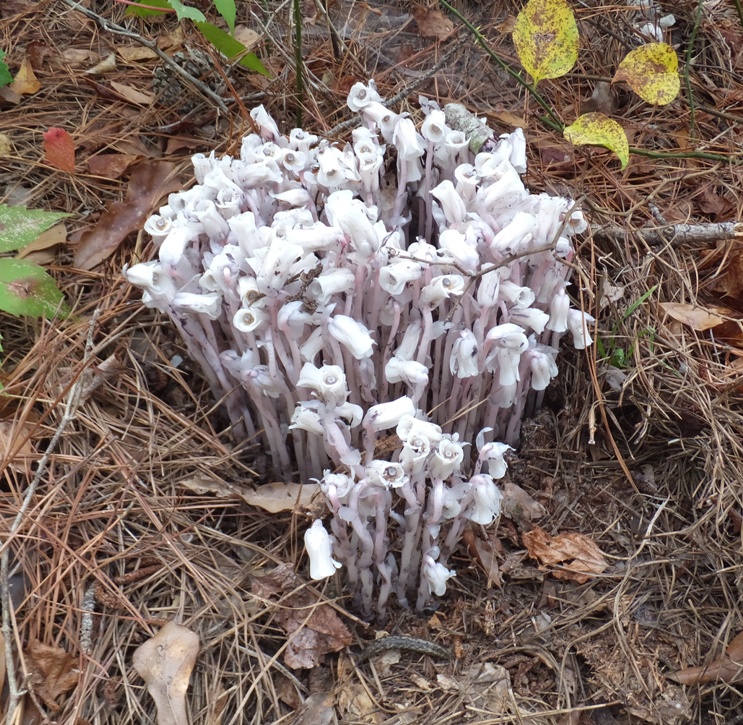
top-left (593, 221), bottom-right (743, 246)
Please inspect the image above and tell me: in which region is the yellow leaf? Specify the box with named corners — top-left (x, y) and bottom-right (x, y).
top-left (613, 42), bottom-right (679, 106)
top-left (512, 0), bottom-right (578, 84)
top-left (563, 112), bottom-right (629, 168)
top-left (9, 58), bottom-right (41, 95)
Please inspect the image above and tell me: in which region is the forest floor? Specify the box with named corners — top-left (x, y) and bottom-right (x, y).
top-left (1, 0), bottom-right (743, 723)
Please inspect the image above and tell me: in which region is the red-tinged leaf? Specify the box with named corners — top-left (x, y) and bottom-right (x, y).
top-left (43, 128), bottom-right (75, 173)
top-left (73, 161), bottom-right (180, 270)
top-left (669, 631), bottom-right (743, 685)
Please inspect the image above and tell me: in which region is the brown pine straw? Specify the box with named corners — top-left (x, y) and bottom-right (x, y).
top-left (1, 0), bottom-right (743, 722)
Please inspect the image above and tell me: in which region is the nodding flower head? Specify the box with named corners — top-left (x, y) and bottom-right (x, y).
top-left (297, 362), bottom-right (349, 406)
top-left (304, 520), bottom-right (342, 580)
top-left (365, 460), bottom-right (408, 489)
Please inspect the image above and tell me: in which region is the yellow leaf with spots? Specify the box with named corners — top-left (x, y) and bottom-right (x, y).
top-left (613, 42), bottom-right (679, 106)
top-left (564, 113), bottom-right (629, 169)
top-left (512, 0), bottom-right (578, 84)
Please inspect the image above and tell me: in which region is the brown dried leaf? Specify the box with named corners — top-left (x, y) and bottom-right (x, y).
top-left (87, 153), bottom-right (139, 180)
top-left (292, 692), bottom-right (335, 725)
top-left (669, 631), bottom-right (743, 685)
top-left (61, 48), bottom-right (98, 65)
top-left (131, 621), bottom-right (199, 725)
top-left (86, 53), bottom-right (117, 75)
top-left (523, 526), bottom-right (608, 583)
top-left (117, 46), bottom-right (158, 62)
top-left (658, 302), bottom-right (726, 331)
top-left (74, 161), bottom-right (180, 270)
top-left (25, 640), bottom-right (79, 711)
top-left (0, 419), bottom-right (38, 474)
top-left (251, 564), bottom-right (352, 669)
top-left (412, 5), bottom-right (454, 40)
top-left (241, 481), bottom-right (320, 513)
top-left (501, 482), bottom-right (546, 525)
top-left (16, 222), bottom-right (67, 259)
top-left (109, 80), bottom-right (156, 106)
top-left (463, 527), bottom-right (502, 587)
top-left (9, 58), bottom-right (41, 95)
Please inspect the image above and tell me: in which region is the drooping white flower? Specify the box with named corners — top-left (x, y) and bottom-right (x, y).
top-left (297, 362), bottom-right (349, 406)
top-left (476, 430), bottom-right (512, 479)
top-left (546, 285), bottom-right (570, 332)
top-left (233, 306), bottom-right (266, 333)
top-left (421, 109), bottom-right (448, 143)
top-left (431, 180), bottom-right (467, 225)
top-left (289, 402), bottom-right (325, 435)
top-left (466, 474), bottom-right (503, 525)
top-left (438, 228), bottom-right (479, 272)
top-left (420, 275), bottom-right (465, 307)
top-left (499, 280), bottom-right (536, 309)
top-left (384, 357), bottom-right (429, 387)
top-left (396, 415), bottom-right (442, 447)
top-left (450, 329), bottom-right (480, 378)
top-left (568, 309), bottom-right (595, 349)
top-left (421, 554), bottom-right (456, 596)
top-left (363, 396), bottom-right (416, 432)
top-left (250, 105), bottom-right (281, 141)
top-left (365, 460), bottom-right (407, 489)
top-left (379, 260), bottom-right (423, 295)
top-left (328, 314), bottom-right (375, 359)
top-left (304, 520), bottom-right (342, 580)
top-left (393, 117), bottom-right (425, 159)
top-left (172, 292), bottom-right (222, 320)
top-left (429, 437), bottom-right (465, 479)
top-left (347, 81), bottom-right (382, 112)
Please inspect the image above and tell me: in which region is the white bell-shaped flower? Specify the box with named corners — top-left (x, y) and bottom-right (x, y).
top-left (297, 362), bottom-right (349, 406)
top-left (499, 280), bottom-right (536, 309)
top-left (467, 474), bottom-right (503, 525)
top-left (490, 211), bottom-right (536, 256)
top-left (172, 292), bottom-right (222, 320)
top-left (438, 229), bottom-right (479, 273)
top-left (289, 402), bottom-right (325, 435)
top-left (233, 306), bottom-right (266, 333)
top-left (304, 520), bottom-right (342, 580)
top-left (431, 180), bottom-right (467, 225)
top-left (328, 314), bottom-right (375, 359)
top-left (568, 309), bottom-right (595, 349)
top-left (429, 437), bottom-right (465, 479)
top-left (421, 554), bottom-right (456, 596)
top-left (509, 306), bottom-right (550, 334)
top-left (393, 117), bottom-right (425, 159)
top-left (421, 109), bottom-right (448, 143)
top-left (385, 357), bottom-right (429, 387)
top-left (420, 275), bottom-right (465, 307)
top-left (379, 260), bottom-right (423, 295)
top-left (250, 105), bottom-right (281, 141)
top-left (450, 329), bottom-right (479, 378)
top-left (546, 286), bottom-right (570, 332)
top-left (365, 460), bottom-right (408, 489)
top-left (396, 415), bottom-right (442, 447)
top-left (347, 81), bottom-right (382, 112)
top-left (363, 396), bottom-right (416, 432)
top-left (476, 430), bottom-right (512, 479)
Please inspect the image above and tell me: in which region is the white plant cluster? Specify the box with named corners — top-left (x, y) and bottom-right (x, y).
top-left (126, 82), bottom-right (593, 618)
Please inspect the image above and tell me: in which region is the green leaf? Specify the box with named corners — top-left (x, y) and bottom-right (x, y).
top-left (613, 42), bottom-right (680, 106)
top-left (213, 0), bottom-right (236, 33)
top-left (164, 0), bottom-right (206, 24)
top-left (124, 0), bottom-right (171, 18)
top-left (0, 258), bottom-right (68, 318)
top-left (195, 21), bottom-right (270, 75)
top-left (564, 112), bottom-right (629, 169)
top-left (0, 50), bottom-right (12, 88)
top-left (0, 205), bottom-right (70, 254)
top-left (512, 0), bottom-right (578, 84)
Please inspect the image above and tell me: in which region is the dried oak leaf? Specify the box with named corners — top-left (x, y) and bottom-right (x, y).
top-left (411, 5), bottom-right (454, 40)
top-left (25, 640), bottom-right (79, 711)
top-left (74, 161), bottom-right (180, 270)
top-left (522, 526), bottom-right (607, 583)
top-left (251, 563), bottom-right (352, 669)
top-left (132, 621), bottom-right (199, 725)
top-left (669, 631), bottom-right (743, 685)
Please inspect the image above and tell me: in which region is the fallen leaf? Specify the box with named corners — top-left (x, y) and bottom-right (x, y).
top-left (523, 526), bottom-right (608, 583)
top-left (658, 302), bottom-right (726, 331)
top-left (613, 42), bottom-right (680, 106)
top-left (0, 420), bottom-right (39, 476)
top-left (463, 527), bottom-right (502, 587)
top-left (25, 640), bottom-right (79, 711)
top-left (251, 564), bottom-right (352, 669)
top-left (0, 133), bottom-right (11, 155)
top-left (669, 631), bottom-right (743, 685)
top-left (488, 110), bottom-right (527, 128)
top-left (73, 160), bottom-right (179, 270)
top-left (43, 127), bottom-right (75, 173)
top-left (26, 40), bottom-right (51, 69)
top-left (512, 0), bottom-right (578, 84)
top-left (61, 48), bottom-right (98, 65)
top-left (87, 153), bottom-right (139, 180)
top-left (110, 80), bottom-right (156, 106)
top-left (292, 692), bottom-right (335, 725)
top-left (501, 482), bottom-right (546, 524)
top-left (132, 621), bottom-right (199, 725)
top-left (564, 112), bottom-right (629, 169)
top-left (241, 481), bottom-right (320, 513)
top-left (16, 222), bottom-right (66, 259)
top-left (0, 87), bottom-right (22, 105)
top-left (86, 52), bottom-right (117, 74)
top-left (117, 45), bottom-right (158, 62)
top-left (412, 5), bottom-right (454, 40)
top-left (233, 25), bottom-right (261, 50)
top-left (9, 58), bottom-right (41, 95)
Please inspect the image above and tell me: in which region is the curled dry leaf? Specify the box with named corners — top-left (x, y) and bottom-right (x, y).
top-left (132, 621), bottom-right (200, 725)
top-left (25, 640), bottom-right (79, 711)
top-left (240, 481), bottom-right (320, 513)
top-left (251, 564), bottom-right (352, 669)
top-left (658, 302), bottom-right (726, 331)
top-left (669, 630), bottom-right (743, 685)
top-left (87, 153), bottom-right (139, 180)
top-left (74, 161), bottom-right (180, 270)
top-left (523, 526), bottom-right (608, 583)
top-left (501, 481), bottom-right (546, 525)
top-left (412, 5), bottom-right (454, 40)
top-left (43, 127), bottom-right (76, 174)
top-left (463, 526), bottom-right (502, 587)
top-left (0, 419), bottom-right (38, 474)
top-left (9, 57), bottom-right (41, 95)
